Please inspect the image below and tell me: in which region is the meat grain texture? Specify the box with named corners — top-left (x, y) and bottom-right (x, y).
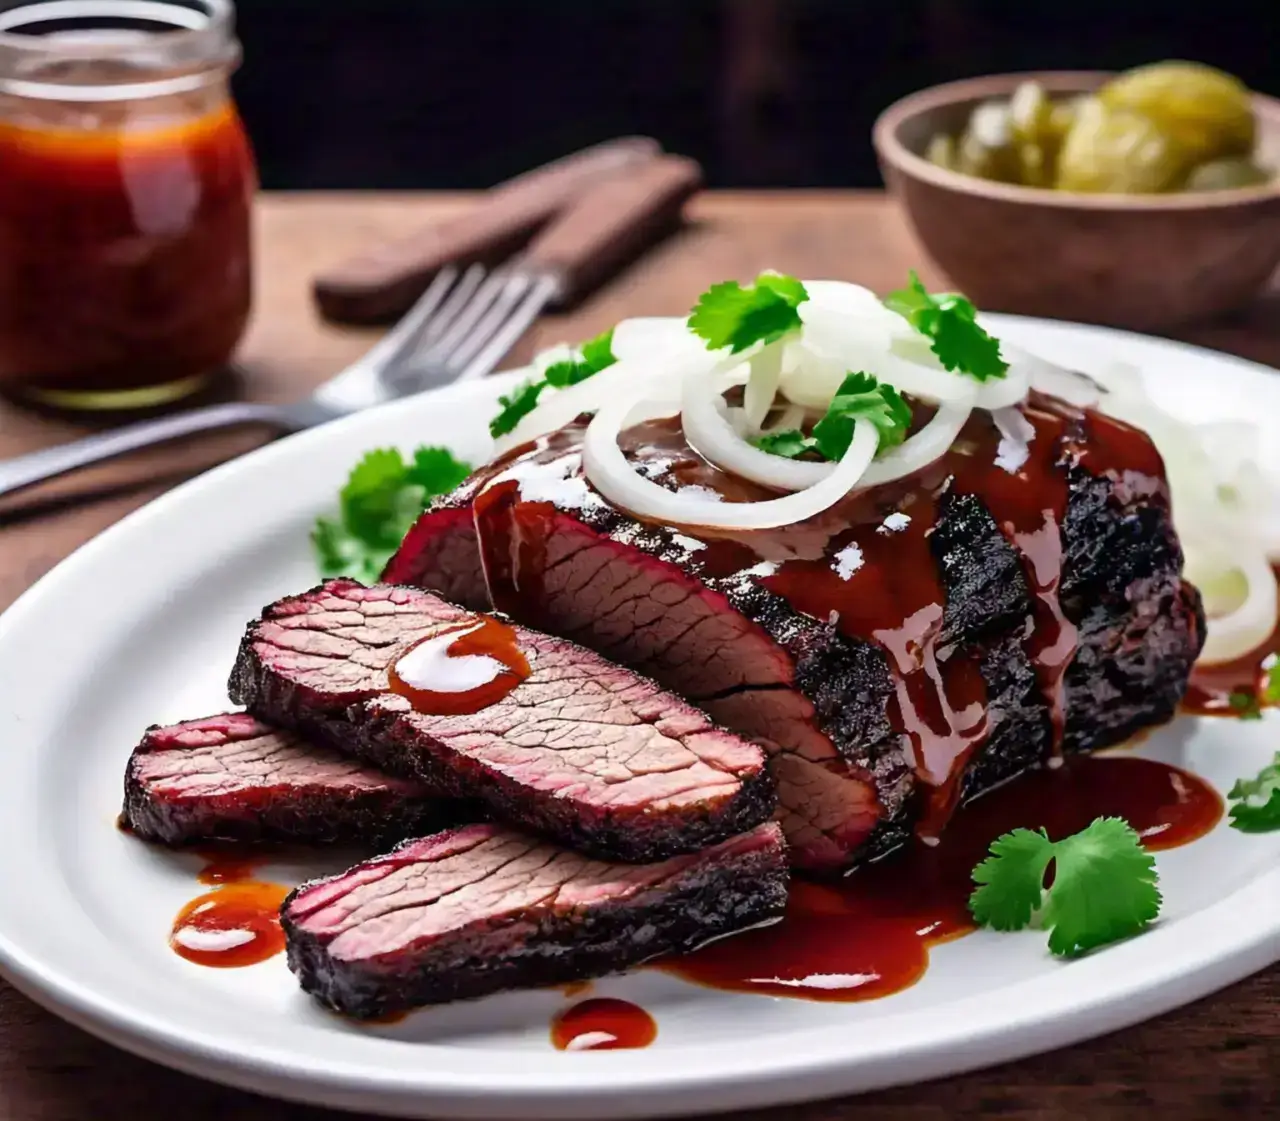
top-left (282, 820), bottom-right (789, 1018)
top-left (123, 713), bottom-right (456, 846)
top-left (229, 580), bottom-right (774, 861)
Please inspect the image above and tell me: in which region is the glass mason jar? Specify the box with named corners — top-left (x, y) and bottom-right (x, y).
top-left (0, 0), bottom-right (255, 410)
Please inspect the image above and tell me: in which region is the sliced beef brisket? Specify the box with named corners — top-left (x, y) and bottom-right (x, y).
top-left (229, 581), bottom-right (773, 862)
top-left (282, 820), bottom-right (788, 1018)
top-left (395, 399), bottom-right (1204, 872)
top-left (122, 713), bottom-right (458, 846)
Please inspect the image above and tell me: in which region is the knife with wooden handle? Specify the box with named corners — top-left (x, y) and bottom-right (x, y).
top-left (313, 136), bottom-right (663, 324)
top-left (520, 154), bottom-right (704, 306)
top-left (446, 154), bottom-right (704, 382)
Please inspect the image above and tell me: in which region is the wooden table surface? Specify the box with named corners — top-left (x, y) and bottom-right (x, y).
top-left (1, 191), bottom-right (1277, 1121)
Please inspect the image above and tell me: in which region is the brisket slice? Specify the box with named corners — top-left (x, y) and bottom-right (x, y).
top-left (282, 820), bottom-right (788, 1018)
top-left (395, 403), bottom-right (1204, 873)
top-left (122, 713), bottom-right (460, 846)
top-left (228, 580), bottom-right (773, 862)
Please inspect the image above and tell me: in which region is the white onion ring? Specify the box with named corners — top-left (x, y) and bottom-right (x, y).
top-left (1190, 545), bottom-right (1279, 665)
top-left (583, 394), bottom-right (880, 530)
top-left (609, 316), bottom-right (705, 365)
top-left (1002, 341), bottom-right (1101, 408)
top-left (860, 397), bottom-right (975, 487)
top-left (682, 369), bottom-right (830, 490)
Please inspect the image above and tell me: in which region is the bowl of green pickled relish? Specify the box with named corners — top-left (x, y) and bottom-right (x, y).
top-left (873, 65), bottom-right (1280, 331)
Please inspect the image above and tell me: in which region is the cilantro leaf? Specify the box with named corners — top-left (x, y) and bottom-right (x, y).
top-left (1039, 818), bottom-right (1161, 957)
top-left (312, 445), bottom-right (473, 584)
top-left (884, 270), bottom-right (1008, 382)
top-left (969, 817), bottom-right (1161, 957)
top-left (752, 373), bottom-right (912, 463)
top-left (752, 429), bottom-right (816, 459)
top-left (810, 372), bottom-right (913, 460)
top-left (489, 379), bottom-right (547, 438)
top-left (312, 515), bottom-right (384, 585)
top-left (543, 359), bottom-right (597, 388)
top-left (340, 449), bottom-right (421, 545)
top-left (970, 828), bottom-right (1056, 932)
top-left (1227, 752), bottom-right (1280, 833)
top-left (579, 326), bottom-right (616, 373)
top-left (489, 328), bottom-right (618, 436)
top-left (1229, 690), bottom-right (1263, 720)
top-left (408, 445), bottom-right (472, 495)
top-left (688, 272), bottom-right (809, 354)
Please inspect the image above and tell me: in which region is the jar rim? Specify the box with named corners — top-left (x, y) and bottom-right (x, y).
top-left (0, 0), bottom-right (238, 99)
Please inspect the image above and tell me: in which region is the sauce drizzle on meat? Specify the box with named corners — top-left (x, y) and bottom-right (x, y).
top-left (473, 399), bottom-right (1168, 841)
top-left (389, 617), bottom-right (531, 715)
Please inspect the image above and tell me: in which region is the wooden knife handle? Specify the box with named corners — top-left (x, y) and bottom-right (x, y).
top-left (312, 136), bottom-right (663, 323)
top-left (524, 154), bottom-right (703, 307)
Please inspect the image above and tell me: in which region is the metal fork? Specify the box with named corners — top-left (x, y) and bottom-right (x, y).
top-left (0, 153), bottom-right (702, 501)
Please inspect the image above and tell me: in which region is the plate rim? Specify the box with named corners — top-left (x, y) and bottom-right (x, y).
top-left (1, 314), bottom-right (1278, 1119)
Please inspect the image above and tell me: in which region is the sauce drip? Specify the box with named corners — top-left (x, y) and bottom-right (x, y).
top-left (388, 617), bottom-right (531, 715)
top-left (473, 400), bottom-right (1169, 840)
top-left (550, 998), bottom-right (657, 1051)
top-left (169, 882), bottom-right (289, 968)
top-left (663, 754), bottom-right (1221, 1002)
top-left (192, 846), bottom-right (268, 886)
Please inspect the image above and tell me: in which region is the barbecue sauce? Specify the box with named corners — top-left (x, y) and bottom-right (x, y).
top-left (389, 617), bottom-right (530, 715)
top-left (193, 846), bottom-right (268, 886)
top-left (473, 399), bottom-right (1167, 841)
top-left (551, 998), bottom-right (657, 1051)
top-left (169, 881), bottom-right (289, 968)
top-left (0, 102), bottom-right (255, 404)
top-left (663, 754), bottom-right (1221, 1001)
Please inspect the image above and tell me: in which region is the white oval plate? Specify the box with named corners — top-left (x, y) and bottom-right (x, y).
top-left (0, 315), bottom-right (1278, 1120)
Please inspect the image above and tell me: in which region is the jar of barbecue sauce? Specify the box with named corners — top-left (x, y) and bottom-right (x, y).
top-left (0, 0), bottom-right (254, 409)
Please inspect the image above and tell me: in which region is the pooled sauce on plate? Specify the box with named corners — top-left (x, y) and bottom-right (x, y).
top-left (389, 617), bottom-right (531, 715)
top-left (169, 881), bottom-right (289, 968)
top-left (475, 398), bottom-right (1167, 841)
top-left (663, 754), bottom-right (1221, 1001)
top-left (551, 998), bottom-right (657, 1051)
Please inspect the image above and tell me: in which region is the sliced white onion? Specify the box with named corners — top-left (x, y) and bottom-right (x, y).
top-left (495, 351), bottom-right (697, 454)
top-left (972, 361), bottom-right (1030, 410)
top-left (991, 405), bottom-right (1036, 473)
top-left (860, 398), bottom-right (975, 487)
top-left (609, 316), bottom-right (706, 365)
top-left (765, 402), bottom-right (807, 433)
top-left (1185, 542), bottom-right (1279, 664)
top-left (682, 369), bottom-right (830, 491)
top-left (742, 343), bottom-right (784, 432)
top-left (1003, 340), bottom-right (1102, 408)
top-left (583, 393), bottom-right (880, 530)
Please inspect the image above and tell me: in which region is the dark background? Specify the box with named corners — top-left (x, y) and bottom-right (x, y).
top-left (231, 0), bottom-right (1280, 191)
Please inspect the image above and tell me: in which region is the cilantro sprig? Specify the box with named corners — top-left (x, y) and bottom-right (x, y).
top-left (969, 817), bottom-right (1161, 957)
top-left (312, 445), bottom-right (471, 584)
top-left (688, 271), bottom-right (808, 354)
top-left (753, 371), bottom-right (911, 462)
top-left (884, 271), bottom-right (1008, 382)
top-left (1227, 752), bottom-right (1280, 833)
top-left (489, 327), bottom-right (617, 438)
